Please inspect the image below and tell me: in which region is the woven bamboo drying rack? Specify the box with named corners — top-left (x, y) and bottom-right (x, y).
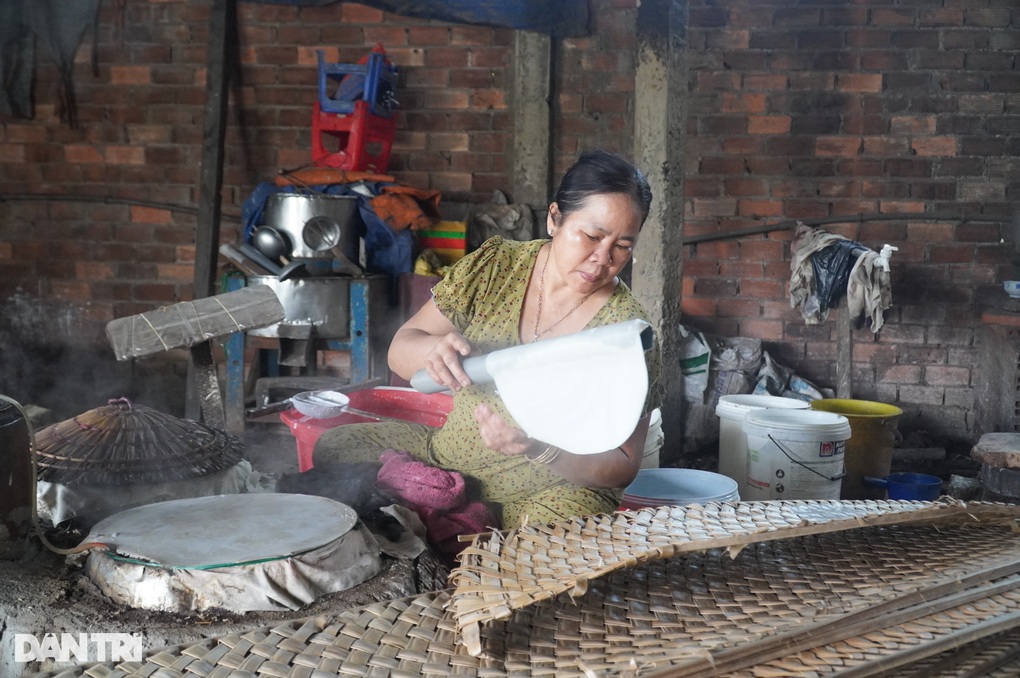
top-left (36, 499), bottom-right (1020, 677)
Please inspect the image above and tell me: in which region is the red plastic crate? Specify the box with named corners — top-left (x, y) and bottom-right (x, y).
top-left (280, 387), bottom-right (453, 471)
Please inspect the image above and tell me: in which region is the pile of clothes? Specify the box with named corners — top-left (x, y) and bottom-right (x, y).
top-left (277, 451), bottom-right (498, 561)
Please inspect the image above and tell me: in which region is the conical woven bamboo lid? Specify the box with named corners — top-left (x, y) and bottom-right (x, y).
top-left (32, 398), bottom-right (244, 485)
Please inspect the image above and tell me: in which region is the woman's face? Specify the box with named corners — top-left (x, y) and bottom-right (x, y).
top-left (547, 192), bottom-right (643, 294)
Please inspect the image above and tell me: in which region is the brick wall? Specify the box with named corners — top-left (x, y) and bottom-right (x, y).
top-left (682, 0), bottom-right (1019, 447)
top-left (0, 0), bottom-right (636, 413)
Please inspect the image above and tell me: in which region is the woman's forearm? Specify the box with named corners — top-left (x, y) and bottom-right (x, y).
top-left (387, 327), bottom-right (439, 380)
top-left (532, 414), bottom-right (650, 489)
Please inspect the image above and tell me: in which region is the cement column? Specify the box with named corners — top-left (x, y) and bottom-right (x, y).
top-left (511, 31), bottom-right (552, 234)
top-left (633, 0), bottom-right (687, 465)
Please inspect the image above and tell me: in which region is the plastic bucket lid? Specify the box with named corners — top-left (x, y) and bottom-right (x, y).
top-left (742, 409), bottom-right (851, 442)
top-left (624, 468), bottom-right (739, 505)
top-left (716, 394), bottom-right (810, 419)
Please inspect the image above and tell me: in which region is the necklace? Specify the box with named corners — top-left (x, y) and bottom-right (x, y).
top-left (532, 248), bottom-right (594, 342)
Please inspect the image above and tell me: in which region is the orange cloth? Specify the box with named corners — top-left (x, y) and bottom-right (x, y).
top-left (371, 185), bottom-right (442, 232)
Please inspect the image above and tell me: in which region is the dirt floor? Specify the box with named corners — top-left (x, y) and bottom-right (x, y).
top-left (0, 417), bottom-right (450, 678)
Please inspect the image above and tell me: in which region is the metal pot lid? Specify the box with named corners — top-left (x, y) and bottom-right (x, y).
top-left (85, 494), bottom-right (358, 568)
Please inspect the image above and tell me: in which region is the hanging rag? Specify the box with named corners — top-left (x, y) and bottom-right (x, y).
top-left (0, 0), bottom-right (101, 126)
top-left (789, 222), bottom-right (893, 333)
top-left (789, 222), bottom-right (853, 323)
top-left (847, 249), bottom-right (893, 332)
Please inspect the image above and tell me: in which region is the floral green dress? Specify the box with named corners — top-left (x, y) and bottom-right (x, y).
top-left (314, 236), bottom-right (662, 528)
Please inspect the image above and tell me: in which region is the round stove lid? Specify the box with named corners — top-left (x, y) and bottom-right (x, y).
top-left (86, 493), bottom-right (358, 569)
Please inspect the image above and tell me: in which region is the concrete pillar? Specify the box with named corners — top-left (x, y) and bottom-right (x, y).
top-left (511, 30), bottom-right (553, 235)
top-left (633, 0), bottom-right (687, 465)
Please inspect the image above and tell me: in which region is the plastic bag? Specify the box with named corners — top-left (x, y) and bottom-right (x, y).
top-left (811, 240), bottom-right (869, 311)
top-left (678, 325), bottom-right (711, 403)
top-left (467, 190), bottom-right (534, 249)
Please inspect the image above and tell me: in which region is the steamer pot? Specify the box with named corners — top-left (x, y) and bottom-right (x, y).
top-left (263, 193), bottom-right (361, 261)
top-left (246, 276), bottom-right (353, 339)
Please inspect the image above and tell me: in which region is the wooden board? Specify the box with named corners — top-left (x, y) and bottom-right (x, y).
top-left (106, 285), bottom-right (284, 360)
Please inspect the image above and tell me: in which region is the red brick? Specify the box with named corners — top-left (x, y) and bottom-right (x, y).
top-left (76, 262), bottom-right (115, 280)
top-left (924, 365), bottom-right (971, 386)
top-left (862, 136), bottom-right (908, 155)
top-left (721, 92), bottom-right (766, 113)
top-left (681, 297), bottom-right (716, 318)
top-left (748, 115), bottom-right (791, 134)
top-left (110, 66), bottom-right (152, 85)
top-left (0, 144), bottom-right (26, 162)
top-left (718, 298), bottom-right (760, 317)
top-left (912, 137), bottom-right (958, 156)
top-left (890, 115), bottom-right (936, 135)
top-left (470, 90), bottom-right (507, 110)
top-left (407, 26), bottom-right (449, 46)
top-left (737, 199), bottom-right (783, 217)
top-left (5, 125), bottom-right (46, 143)
top-left (697, 72), bottom-right (741, 90)
top-left (739, 319), bottom-right (784, 340)
top-left (815, 136), bottom-right (861, 156)
top-left (871, 8), bottom-right (916, 27)
top-left (837, 73), bottom-right (883, 93)
top-left (878, 200), bottom-right (926, 213)
top-left (340, 3), bottom-right (384, 22)
top-left (131, 206), bottom-right (174, 225)
top-left (450, 26), bottom-right (495, 46)
top-left (364, 27), bottom-right (411, 48)
top-left (464, 48), bottom-right (506, 70)
top-left (107, 145), bottom-right (151, 167)
top-left (64, 145), bottom-right (104, 163)
top-left (155, 263), bottom-right (194, 282)
top-left (723, 178), bottom-right (767, 197)
top-left (428, 90), bottom-right (470, 109)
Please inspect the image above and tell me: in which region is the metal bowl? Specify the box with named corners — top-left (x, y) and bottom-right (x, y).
top-left (292, 390), bottom-right (350, 419)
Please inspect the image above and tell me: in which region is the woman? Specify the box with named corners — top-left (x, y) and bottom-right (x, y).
top-left (314, 149), bottom-right (662, 528)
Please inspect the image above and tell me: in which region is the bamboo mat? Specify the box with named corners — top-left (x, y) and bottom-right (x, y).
top-left (35, 500), bottom-right (1020, 678)
top-left (448, 498), bottom-right (1019, 652)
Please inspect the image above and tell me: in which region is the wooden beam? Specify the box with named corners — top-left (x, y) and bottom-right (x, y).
top-left (837, 297), bottom-right (852, 398)
top-left (186, 0), bottom-right (234, 422)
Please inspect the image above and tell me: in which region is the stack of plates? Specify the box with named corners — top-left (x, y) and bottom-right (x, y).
top-left (621, 468), bottom-right (740, 509)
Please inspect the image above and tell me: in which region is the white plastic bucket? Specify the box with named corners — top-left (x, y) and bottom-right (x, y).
top-left (621, 468), bottom-right (739, 509)
top-left (641, 408), bottom-right (664, 469)
top-left (715, 394), bottom-right (810, 498)
top-left (741, 409), bottom-right (851, 501)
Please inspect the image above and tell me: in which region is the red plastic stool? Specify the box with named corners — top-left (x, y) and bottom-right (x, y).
top-left (311, 100), bottom-right (397, 172)
top-left (280, 387), bottom-right (453, 471)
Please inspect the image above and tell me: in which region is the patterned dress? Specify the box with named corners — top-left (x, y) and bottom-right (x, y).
top-left (314, 236), bottom-right (662, 528)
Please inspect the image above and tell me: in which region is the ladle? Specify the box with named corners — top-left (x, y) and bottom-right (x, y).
top-left (253, 225), bottom-right (291, 264)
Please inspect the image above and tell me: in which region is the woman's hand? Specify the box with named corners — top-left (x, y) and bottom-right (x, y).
top-left (473, 403), bottom-right (539, 457)
top-left (422, 332), bottom-right (474, 392)
top-left (388, 300), bottom-right (476, 389)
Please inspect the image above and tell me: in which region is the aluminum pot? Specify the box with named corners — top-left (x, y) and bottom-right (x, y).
top-left (262, 193), bottom-right (361, 261)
